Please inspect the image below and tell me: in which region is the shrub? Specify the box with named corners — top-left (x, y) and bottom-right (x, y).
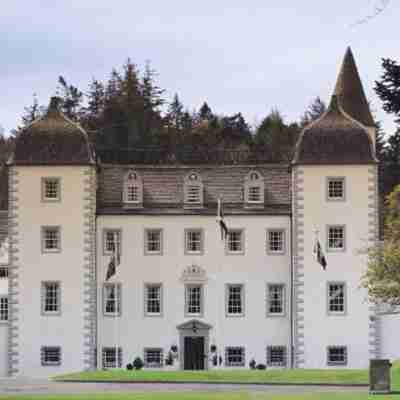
top-left (126, 363), bottom-right (133, 371)
top-left (210, 344), bottom-right (217, 353)
top-left (165, 351), bottom-right (174, 366)
top-left (256, 363), bottom-right (266, 370)
top-left (171, 345), bottom-right (178, 353)
top-left (212, 354), bottom-right (218, 366)
top-left (249, 359), bottom-right (256, 369)
top-left (133, 357), bottom-right (144, 370)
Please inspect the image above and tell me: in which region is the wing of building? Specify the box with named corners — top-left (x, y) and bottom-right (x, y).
top-left (0, 48), bottom-right (398, 377)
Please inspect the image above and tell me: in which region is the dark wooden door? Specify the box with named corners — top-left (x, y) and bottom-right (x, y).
top-left (184, 336), bottom-right (205, 370)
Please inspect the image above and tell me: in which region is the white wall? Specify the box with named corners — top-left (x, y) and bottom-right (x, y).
top-left (97, 214), bottom-right (291, 369)
top-left (380, 313), bottom-right (400, 362)
top-left (0, 326), bottom-right (7, 376)
top-left (294, 165), bottom-right (377, 369)
top-left (11, 166), bottom-right (94, 377)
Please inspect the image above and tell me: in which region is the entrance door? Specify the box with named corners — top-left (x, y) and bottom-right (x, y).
top-left (184, 336), bottom-right (205, 370)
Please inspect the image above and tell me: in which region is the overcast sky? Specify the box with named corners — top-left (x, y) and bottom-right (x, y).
top-left (0, 1), bottom-right (397, 135)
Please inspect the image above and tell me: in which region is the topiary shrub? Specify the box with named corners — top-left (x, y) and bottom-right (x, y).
top-left (256, 363), bottom-right (266, 370)
top-left (249, 359), bottom-right (256, 369)
top-left (126, 363), bottom-right (133, 371)
top-left (165, 351), bottom-right (174, 366)
top-left (133, 357), bottom-right (144, 370)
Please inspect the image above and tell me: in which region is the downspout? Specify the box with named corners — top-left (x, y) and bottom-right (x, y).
top-left (289, 214), bottom-right (294, 369)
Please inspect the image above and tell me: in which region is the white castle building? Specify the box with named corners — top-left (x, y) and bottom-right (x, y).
top-left (0, 48), bottom-right (399, 377)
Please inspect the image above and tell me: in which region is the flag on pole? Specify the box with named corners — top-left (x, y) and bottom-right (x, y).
top-left (313, 240), bottom-right (327, 270)
top-left (106, 233), bottom-right (120, 281)
top-left (216, 198), bottom-right (228, 240)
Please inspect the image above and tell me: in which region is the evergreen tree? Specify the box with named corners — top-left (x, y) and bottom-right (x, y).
top-left (300, 97), bottom-right (326, 127)
top-left (57, 76), bottom-right (83, 121)
top-left (167, 94), bottom-right (184, 130)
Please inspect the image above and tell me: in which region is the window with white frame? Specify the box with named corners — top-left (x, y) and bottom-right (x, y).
top-left (42, 178), bottom-right (61, 202)
top-left (104, 229), bottom-right (121, 255)
top-left (267, 284), bottom-right (285, 316)
top-left (226, 284), bottom-right (244, 316)
top-left (102, 347), bottom-right (122, 368)
top-left (227, 230), bottom-right (244, 254)
top-left (0, 267), bottom-right (8, 279)
top-left (267, 230), bottom-right (285, 254)
top-left (244, 171), bottom-right (264, 205)
top-left (327, 177), bottom-right (345, 201)
top-left (267, 346), bottom-right (287, 367)
top-left (0, 296), bottom-right (8, 322)
top-left (327, 346), bottom-right (347, 366)
top-left (41, 346), bottom-right (61, 366)
top-left (41, 282), bottom-right (61, 315)
top-left (184, 172), bottom-right (203, 207)
top-left (225, 347), bottom-right (245, 367)
top-left (185, 285), bottom-right (202, 315)
top-left (145, 229), bottom-right (162, 255)
top-left (144, 348), bottom-right (163, 368)
top-left (145, 284), bottom-right (162, 315)
top-left (328, 282), bottom-right (346, 314)
top-left (123, 170), bottom-right (142, 205)
top-left (327, 225), bottom-right (345, 251)
top-left (185, 229), bottom-right (203, 254)
top-left (42, 227), bottom-right (61, 252)
top-left (103, 283), bottom-right (121, 316)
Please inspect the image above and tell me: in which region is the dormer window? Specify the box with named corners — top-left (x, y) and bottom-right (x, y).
top-left (184, 172), bottom-right (203, 207)
top-left (244, 171), bottom-right (264, 206)
top-left (123, 170), bottom-right (143, 207)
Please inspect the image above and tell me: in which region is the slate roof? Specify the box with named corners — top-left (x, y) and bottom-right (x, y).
top-left (11, 97), bottom-right (94, 165)
top-left (293, 95), bottom-right (376, 165)
top-left (334, 47), bottom-right (375, 127)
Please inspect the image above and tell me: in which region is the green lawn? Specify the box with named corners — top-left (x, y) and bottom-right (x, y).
top-left (55, 368), bottom-right (369, 385)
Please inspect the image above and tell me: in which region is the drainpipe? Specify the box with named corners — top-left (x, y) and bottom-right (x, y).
top-left (289, 215), bottom-right (294, 369)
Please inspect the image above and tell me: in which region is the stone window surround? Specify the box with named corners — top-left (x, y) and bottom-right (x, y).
top-left (144, 228), bottom-right (163, 256)
top-left (266, 283), bottom-right (286, 317)
top-left (103, 228), bottom-right (122, 256)
top-left (327, 281), bottom-right (347, 316)
top-left (266, 229), bottom-right (286, 255)
top-left (225, 346), bottom-right (245, 367)
top-left (225, 229), bottom-right (245, 255)
top-left (184, 228), bottom-right (204, 255)
top-left (184, 283), bottom-right (204, 317)
top-left (103, 282), bottom-right (122, 317)
top-left (144, 283), bottom-right (163, 317)
top-left (144, 347), bottom-right (164, 368)
top-left (327, 345), bottom-right (348, 366)
top-left (123, 169), bottom-right (143, 206)
top-left (225, 283), bottom-right (245, 317)
top-left (41, 281), bottom-right (61, 316)
top-left (266, 345), bottom-right (287, 367)
top-left (326, 176), bottom-right (346, 202)
top-left (102, 347), bottom-right (123, 368)
top-left (326, 225), bottom-right (346, 253)
top-left (41, 346), bottom-right (62, 366)
top-left (41, 226), bottom-right (61, 253)
top-left (41, 177), bottom-right (61, 202)
top-left (0, 295), bottom-right (8, 323)
top-left (183, 171), bottom-right (204, 208)
top-left (244, 170), bottom-right (265, 206)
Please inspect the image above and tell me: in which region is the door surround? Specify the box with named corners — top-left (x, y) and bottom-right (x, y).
top-left (177, 319), bottom-right (212, 370)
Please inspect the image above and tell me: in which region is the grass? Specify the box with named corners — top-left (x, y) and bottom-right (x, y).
top-left (55, 368), bottom-right (369, 385)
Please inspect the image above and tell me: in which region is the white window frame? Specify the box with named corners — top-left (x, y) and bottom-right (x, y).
top-left (144, 283), bottom-right (163, 317)
top-left (244, 170), bottom-right (264, 206)
top-left (184, 172), bottom-right (203, 208)
top-left (41, 281), bottom-right (61, 316)
top-left (41, 177), bottom-right (61, 202)
top-left (102, 347), bottom-right (122, 368)
top-left (226, 284), bottom-right (244, 317)
top-left (103, 229), bottom-right (122, 256)
top-left (185, 284), bottom-right (203, 317)
top-left (225, 346), bottom-right (245, 367)
top-left (267, 229), bottom-right (285, 254)
top-left (41, 346), bottom-right (62, 366)
top-left (123, 170), bottom-right (143, 206)
top-left (144, 229), bottom-right (163, 255)
top-left (41, 226), bottom-right (61, 253)
top-left (266, 284), bottom-right (285, 317)
top-left (0, 296), bottom-right (8, 322)
top-left (226, 229), bottom-right (245, 255)
top-left (103, 283), bottom-right (121, 317)
top-left (266, 346), bottom-right (287, 367)
top-left (327, 282), bottom-right (346, 315)
top-left (144, 348), bottom-right (164, 368)
top-left (327, 225), bottom-right (346, 252)
top-left (184, 229), bottom-right (204, 255)
top-left (327, 346), bottom-right (347, 366)
top-left (327, 177), bottom-right (345, 201)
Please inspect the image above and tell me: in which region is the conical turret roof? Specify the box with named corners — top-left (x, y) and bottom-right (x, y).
top-left (11, 97), bottom-right (94, 165)
top-left (334, 47), bottom-right (374, 127)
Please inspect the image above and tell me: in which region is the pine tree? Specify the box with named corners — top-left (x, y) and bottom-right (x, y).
top-left (57, 76), bottom-right (83, 121)
top-left (300, 97), bottom-right (326, 127)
